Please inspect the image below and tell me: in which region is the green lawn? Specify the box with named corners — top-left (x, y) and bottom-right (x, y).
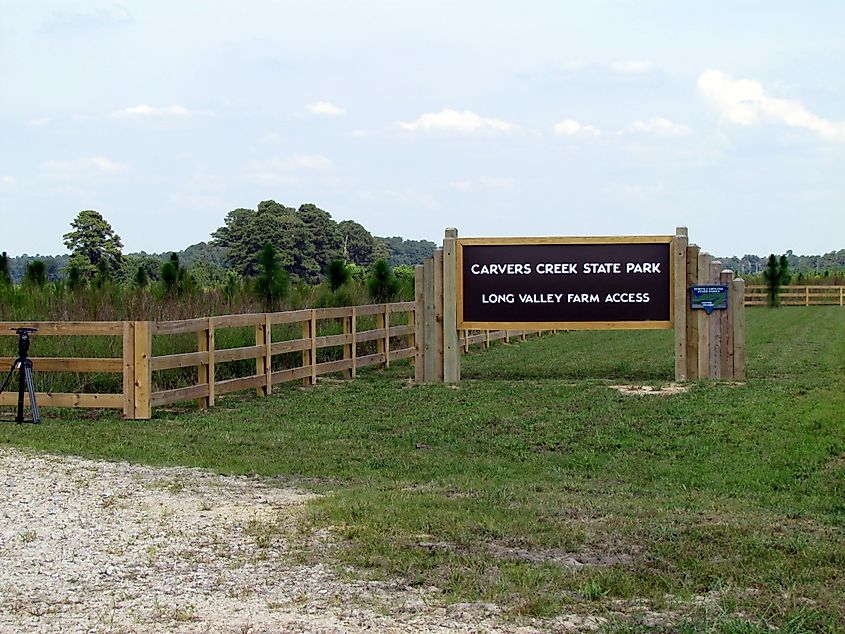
top-left (2, 307), bottom-right (844, 631)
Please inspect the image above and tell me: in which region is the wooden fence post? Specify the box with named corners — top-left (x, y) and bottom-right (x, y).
top-left (709, 260), bottom-right (722, 379)
top-left (434, 247), bottom-right (445, 381)
top-left (382, 303), bottom-right (391, 368)
top-left (302, 311), bottom-right (316, 386)
top-left (719, 269), bottom-right (734, 378)
top-left (191, 319), bottom-right (218, 409)
top-left (351, 307), bottom-right (358, 379)
top-left (443, 228), bottom-right (460, 384)
top-left (207, 319), bottom-right (216, 407)
top-left (133, 320), bottom-right (152, 420)
top-left (731, 277), bottom-right (746, 380)
top-left (697, 252), bottom-right (712, 379)
top-left (310, 310), bottom-right (318, 385)
top-left (255, 316), bottom-right (271, 396)
top-left (197, 320), bottom-right (209, 409)
top-left (685, 244), bottom-right (700, 380)
top-left (414, 264), bottom-right (424, 383)
top-left (423, 256), bottom-right (436, 382)
top-left (674, 227), bottom-right (688, 382)
top-left (122, 321), bottom-right (135, 419)
top-left (343, 311), bottom-right (354, 380)
top-left (405, 304), bottom-right (415, 362)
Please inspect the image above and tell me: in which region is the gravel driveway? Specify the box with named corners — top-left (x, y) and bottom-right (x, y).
top-left (0, 447), bottom-right (597, 633)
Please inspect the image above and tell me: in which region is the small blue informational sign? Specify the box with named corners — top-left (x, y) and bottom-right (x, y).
top-left (690, 285), bottom-right (728, 314)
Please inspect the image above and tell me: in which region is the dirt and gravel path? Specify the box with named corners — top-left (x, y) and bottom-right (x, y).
top-left (0, 447), bottom-right (599, 633)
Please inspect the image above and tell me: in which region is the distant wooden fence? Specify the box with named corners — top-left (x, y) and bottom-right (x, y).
top-left (1, 304), bottom-right (547, 420)
top-left (744, 285), bottom-right (845, 306)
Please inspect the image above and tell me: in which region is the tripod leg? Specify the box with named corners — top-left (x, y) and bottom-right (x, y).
top-left (0, 360), bottom-right (17, 395)
top-left (24, 364), bottom-right (40, 424)
top-left (17, 360), bottom-right (25, 423)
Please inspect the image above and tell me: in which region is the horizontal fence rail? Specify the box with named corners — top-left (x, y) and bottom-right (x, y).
top-left (0, 321), bottom-right (126, 412)
top-left (744, 285), bottom-right (845, 306)
top-left (1, 305), bottom-right (553, 420)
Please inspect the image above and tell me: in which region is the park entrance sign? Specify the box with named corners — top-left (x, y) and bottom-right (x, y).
top-left (458, 237), bottom-right (673, 330)
top-left (414, 227), bottom-right (745, 386)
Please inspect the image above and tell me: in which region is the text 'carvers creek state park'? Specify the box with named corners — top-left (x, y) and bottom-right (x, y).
top-left (459, 241), bottom-right (672, 325)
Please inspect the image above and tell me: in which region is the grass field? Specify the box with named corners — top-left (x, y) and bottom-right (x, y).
top-left (2, 307), bottom-right (844, 631)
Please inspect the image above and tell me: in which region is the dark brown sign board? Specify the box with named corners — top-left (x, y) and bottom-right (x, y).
top-left (457, 236), bottom-right (675, 330)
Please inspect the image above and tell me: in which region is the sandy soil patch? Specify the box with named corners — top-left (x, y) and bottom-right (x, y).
top-left (0, 447), bottom-right (602, 633)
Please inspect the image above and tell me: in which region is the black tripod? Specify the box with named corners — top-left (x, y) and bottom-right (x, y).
top-left (0, 328), bottom-right (40, 424)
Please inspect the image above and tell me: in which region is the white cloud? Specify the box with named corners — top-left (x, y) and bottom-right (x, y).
top-left (698, 69), bottom-right (845, 141)
top-left (261, 132), bottom-right (284, 145)
top-left (398, 109), bottom-right (517, 134)
top-left (449, 176), bottom-right (516, 192)
top-left (0, 175), bottom-right (17, 189)
top-left (357, 187), bottom-right (440, 210)
top-left (307, 101), bottom-right (345, 117)
top-left (553, 118), bottom-right (601, 137)
top-left (246, 154), bottom-right (332, 183)
top-left (612, 60), bottom-right (655, 74)
top-left (169, 194), bottom-right (224, 211)
top-left (29, 117), bottom-right (51, 126)
top-left (478, 176), bottom-right (516, 190)
top-left (289, 154), bottom-right (332, 169)
top-left (42, 156), bottom-right (128, 175)
top-left (110, 104), bottom-right (192, 118)
top-left (628, 117), bottom-right (692, 137)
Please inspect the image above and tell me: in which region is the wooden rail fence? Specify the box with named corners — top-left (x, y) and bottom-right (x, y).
top-left (744, 285), bottom-right (845, 306)
top-left (2, 303), bottom-right (415, 420)
top-left (1, 304), bottom-right (547, 420)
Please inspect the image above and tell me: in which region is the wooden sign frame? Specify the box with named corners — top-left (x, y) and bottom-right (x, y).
top-left (456, 235), bottom-right (677, 331)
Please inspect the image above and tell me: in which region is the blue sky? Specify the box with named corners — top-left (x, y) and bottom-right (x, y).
top-left (1, 1), bottom-right (843, 257)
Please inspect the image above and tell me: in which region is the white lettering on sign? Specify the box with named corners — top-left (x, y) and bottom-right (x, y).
top-left (470, 263), bottom-right (532, 275)
top-left (567, 293), bottom-right (601, 303)
top-left (481, 293), bottom-right (515, 303)
top-left (626, 262), bottom-right (661, 273)
top-left (604, 292), bottom-right (651, 303)
top-left (519, 293), bottom-right (564, 303)
top-left (536, 263), bottom-right (578, 274)
top-left (582, 262), bottom-right (622, 274)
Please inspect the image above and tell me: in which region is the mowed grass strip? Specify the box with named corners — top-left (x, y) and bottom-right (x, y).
top-left (2, 307), bottom-right (844, 629)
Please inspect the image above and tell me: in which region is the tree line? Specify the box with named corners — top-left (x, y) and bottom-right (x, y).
top-left (0, 202), bottom-right (438, 320)
top-left (720, 250), bottom-right (845, 278)
top-left (1, 201), bottom-right (436, 285)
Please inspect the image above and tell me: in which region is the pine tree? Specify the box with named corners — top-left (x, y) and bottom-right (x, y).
top-left (366, 259), bottom-right (399, 303)
top-left (256, 243), bottom-right (289, 310)
top-left (63, 210), bottom-right (124, 279)
top-left (0, 251), bottom-right (11, 286)
top-left (763, 253), bottom-right (791, 307)
top-left (327, 259), bottom-right (350, 292)
top-left (134, 265), bottom-right (149, 288)
top-left (24, 260), bottom-right (47, 287)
